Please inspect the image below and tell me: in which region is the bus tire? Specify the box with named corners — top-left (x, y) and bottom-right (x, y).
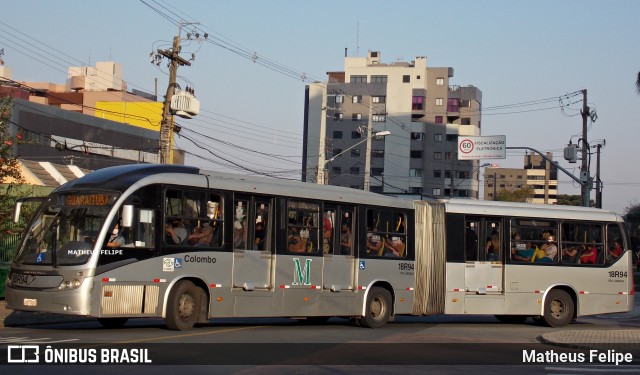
top-left (97, 317), bottom-right (128, 329)
top-left (542, 289), bottom-right (574, 327)
top-left (357, 287), bottom-right (392, 328)
top-left (494, 315), bottom-right (528, 324)
top-left (166, 280), bottom-right (202, 331)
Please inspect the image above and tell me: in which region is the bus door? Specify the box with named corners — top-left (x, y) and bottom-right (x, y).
top-left (232, 196), bottom-right (274, 296)
top-left (321, 205), bottom-right (356, 314)
top-left (464, 217), bottom-right (504, 296)
top-left (322, 206), bottom-right (356, 293)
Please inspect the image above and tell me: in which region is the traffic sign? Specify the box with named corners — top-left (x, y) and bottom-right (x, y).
top-left (457, 135), bottom-right (506, 160)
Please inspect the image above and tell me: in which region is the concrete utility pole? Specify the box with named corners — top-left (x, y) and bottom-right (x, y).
top-left (580, 89), bottom-right (592, 207)
top-left (158, 31), bottom-right (192, 164)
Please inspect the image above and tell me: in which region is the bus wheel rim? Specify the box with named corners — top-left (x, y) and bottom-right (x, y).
top-left (178, 292), bottom-right (195, 319)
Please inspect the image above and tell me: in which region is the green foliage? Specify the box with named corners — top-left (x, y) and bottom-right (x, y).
top-left (556, 194), bottom-right (583, 206)
top-left (0, 96), bottom-right (23, 184)
top-left (495, 186), bottom-right (535, 203)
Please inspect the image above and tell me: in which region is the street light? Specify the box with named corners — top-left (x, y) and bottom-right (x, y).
top-left (318, 130), bottom-right (391, 185)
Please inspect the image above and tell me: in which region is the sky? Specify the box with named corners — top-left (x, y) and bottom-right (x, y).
top-left (2, 0), bottom-right (639, 214)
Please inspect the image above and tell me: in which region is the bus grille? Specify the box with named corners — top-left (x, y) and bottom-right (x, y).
top-left (101, 285), bottom-right (159, 315)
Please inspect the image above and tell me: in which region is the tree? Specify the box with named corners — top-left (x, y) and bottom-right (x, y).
top-left (0, 95), bottom-right (26, 252)
top-left (495, 186), bottom-right (535, 203)
top-left (0, 95), bottom-right (23, 184)
top-left (637, 71), bottom-right (640, 94)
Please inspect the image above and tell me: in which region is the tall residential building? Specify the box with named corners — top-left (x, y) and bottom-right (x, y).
top-left (303, 51), bottom-right (482, 198)
top-left (484, 153), bottom-right (558, 204)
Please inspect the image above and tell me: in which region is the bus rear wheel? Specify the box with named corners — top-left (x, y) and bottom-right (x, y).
top-left (357, 287), bottom-right (392, 328)
top-left (542, 289), bottom-right (574, 327)
top-left (166, 280), bottom-right (203, 331)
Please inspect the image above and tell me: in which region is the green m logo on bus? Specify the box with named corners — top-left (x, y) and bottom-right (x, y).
top-left (292, 258), bottom-right (312, 286)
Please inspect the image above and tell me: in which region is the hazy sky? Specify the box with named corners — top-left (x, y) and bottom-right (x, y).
top-left (2, 0), bottom-right (639, 213)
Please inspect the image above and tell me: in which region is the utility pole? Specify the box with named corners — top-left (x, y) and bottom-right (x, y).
top-left (594, 142), bottom-right (605, 208)
top-left (580, 89), bottom-right (592, 207)
top-left (363, 96), bottom-right (373, 191)
top-left (157, 26), bottom-right (193, 164)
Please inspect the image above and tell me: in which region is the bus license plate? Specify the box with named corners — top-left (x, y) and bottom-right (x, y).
top-left (23, 298), bottom-right (38, 307)
top-left (11, 273), bottom-right (36, 287)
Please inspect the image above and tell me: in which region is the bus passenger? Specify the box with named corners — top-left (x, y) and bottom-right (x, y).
top-left (535, 235), bottom-right (557, 263)
top-left (165, 218), bottom-right (187, 245)
top-left (486, 231), bottom-right (500, 261)
top-left (609, 240), bottom-right (624, 260)
top-left (562, 246), bottom-right (579, 264)
top-left (579, 242), bottom-right (597, 264)
top-left (288, 230), bottom-right (308, 252)
top-left (323, 212), bottom-right (333, 254)
top-left (188, 222), bottom-right (214, 246)
top-left (339, 223), bottom-right (353, 255)
top-left (512, 235), bottom-right (534, 262)
top-left (383, 236), bottom-right (405, 257)
top-left (366, 229), bottom-right (383, 256)
top-left (254, 221), bottom-right (266, 250)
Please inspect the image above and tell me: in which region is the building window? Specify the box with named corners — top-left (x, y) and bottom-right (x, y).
top-left (412, 96), bottom-right (424, 110)
top-left (371, 168), bottom-right (384, 176)
top-left (446, 134), bottom-right (458, 142)
top-left (352, 113), bottom-right (362, 121)
top-left (350, 166), bottom-right (360, 175)
top-left (371, 150), bottom-right (385, 158)
top-left (335, 95), bottom-right (344, 104)
top-left (435, 116), bottom-right (443, 124)
top-left (351, 131), bottom-right (361, 139)
top-left (436, 77), bottom-right (444, 86)
top-left (410, 168), bottom-right (423, 177)
top-left (372, 114), bottom-right (386, 122)
top-left (461, 117), bottom-right (471, 125)
top-left (350, 75), bottom-right (366, 83)
top-left (352, 95), bottom-right (362, 103)
top-left (447, 98), bottom-right (459, 112)
top-left (458, 190), bottom-right (469, 198)
top-left (411, 132), bottom-right (425, 140)
top-left (402, 75), bottom-right (410, 83)
top-left (409, 187), bottom-right (422, 194)
top-left (435, 98), bottom-right (444, 106)
top-left (372, 95), bottom-right (386, 103)
top-left (332, 167), bottom-right (341, 175)
top-left (432, 188), bottom-right (441, 196)
top-left (445, 170), bottom-right (452, 179)
top-left (444, 152), bottom-right (456, 160)
top-left (351, 149), bottom-right (361, 157)
top-left (371, 75), bottom-right (387, 83)
top-left (333, 148), bottom-right (342, 157)
top-left (410, 150), bottom-right (423, 159)
top-left (458, 171), bottom-right (469, 179)
top-left (434, 134), bottom-right (443, 142)
top-left (334, 113), bottom-right (343, 121)
top-left (433, 169), bottom-right (442, 178)
top-left (333, 131), bottom-right (343, 139)
top-left (434, 152), bottom-right (442, 160)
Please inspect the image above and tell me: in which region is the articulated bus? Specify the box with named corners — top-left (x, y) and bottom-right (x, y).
top-left (6, 164), bottom-right (634, 330)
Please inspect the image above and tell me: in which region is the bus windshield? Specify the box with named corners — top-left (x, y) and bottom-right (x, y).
top-left (14, 192), bottom-right (120, 266)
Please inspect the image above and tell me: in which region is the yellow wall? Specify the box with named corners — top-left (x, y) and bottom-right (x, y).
top-left (95, 102), bottom-right (163, 131)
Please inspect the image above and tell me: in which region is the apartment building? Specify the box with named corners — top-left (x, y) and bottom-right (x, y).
top-left (303, 51), bottom-right (482, 197)
top-left (484, 153), bottom-right (558, 204)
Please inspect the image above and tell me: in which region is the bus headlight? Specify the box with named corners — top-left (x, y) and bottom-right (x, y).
top-left (58, 278), bottom-right (84, 290)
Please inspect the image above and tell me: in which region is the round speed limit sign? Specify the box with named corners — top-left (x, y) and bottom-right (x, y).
top-left (459, 139), bottom-right (474, 154)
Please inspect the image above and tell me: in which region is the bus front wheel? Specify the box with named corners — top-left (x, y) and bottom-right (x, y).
top-left (358, 287), bottom-right (392, 328)
top-left (166, 280), bottom-right (203, 331)
top-left (542, 289), bottom-right (574, 327)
